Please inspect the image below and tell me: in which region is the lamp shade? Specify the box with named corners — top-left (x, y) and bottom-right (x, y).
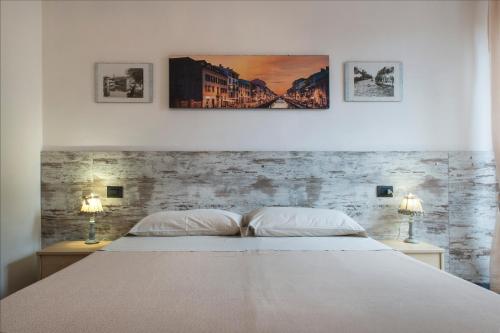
top-left (81, 193), bottom-right (103, 213)
top-left (398, 193), bottom-right (424, 216)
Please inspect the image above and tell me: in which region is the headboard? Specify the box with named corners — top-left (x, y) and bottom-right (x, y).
top-left (41, 151), bottom-right (497, 283)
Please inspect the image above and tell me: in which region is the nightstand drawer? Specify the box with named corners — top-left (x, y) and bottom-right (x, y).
top-left (407, 253), bottom-right (442, 269)
top-left (380, 240), bottom-right (445, 270)
top-left (39, 254), bottom-right (88, 279)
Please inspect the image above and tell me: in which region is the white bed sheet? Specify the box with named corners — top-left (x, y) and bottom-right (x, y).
top-left (102, 235), bottom-right (391, 252)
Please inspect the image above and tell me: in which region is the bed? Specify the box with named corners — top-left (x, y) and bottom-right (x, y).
top-left (1, 235), bottom-right (499, 333)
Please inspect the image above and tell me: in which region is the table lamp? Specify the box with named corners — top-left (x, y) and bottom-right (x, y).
top-left (81, 193), bottom-right (103, 244)
top-left (398, 193), bottom-right (424, 244)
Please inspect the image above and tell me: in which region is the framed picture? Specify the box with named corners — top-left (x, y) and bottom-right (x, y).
top-left (169, 55), bottom-right (329, 109)
top-left (95, 63), bottom-right (153, 103)
top-left (344, 62), bottom-right (402, 102)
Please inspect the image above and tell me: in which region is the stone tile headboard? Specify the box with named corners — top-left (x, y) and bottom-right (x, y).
top-left (41, 151), bottom-right (497, 284)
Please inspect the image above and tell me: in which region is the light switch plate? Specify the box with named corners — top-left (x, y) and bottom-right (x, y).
top-left (107, 186), bottom-right (123, 198)
top-left (376, 185), bottom-right (393, 197)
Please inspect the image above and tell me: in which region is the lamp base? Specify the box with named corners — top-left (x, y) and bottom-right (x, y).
top-left (85, 217), bottom-right (99, 245)
top-left (404, 237), bottom-right (419, 244)
top-left (404, 217), bottom-right (419, 244)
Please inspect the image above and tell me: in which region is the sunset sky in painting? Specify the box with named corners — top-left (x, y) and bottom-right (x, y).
top-left (189, 55), bottom-right (329, 95)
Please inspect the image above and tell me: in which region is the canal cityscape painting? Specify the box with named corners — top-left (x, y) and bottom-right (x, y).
top-left (169, 55), bottom-right (329, 109)
top-left (95, 63), bottom-right (153, 103)
top-left (344, 62), bottom-right (402, 102)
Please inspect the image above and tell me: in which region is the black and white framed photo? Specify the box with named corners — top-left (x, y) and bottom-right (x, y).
top-left (344, 62), bottom-right (402, 102)
top-left (95, 63), bottom-right (153, 103)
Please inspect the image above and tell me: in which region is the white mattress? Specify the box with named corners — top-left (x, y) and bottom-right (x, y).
top-left (102, 235), bottom-right (392, 252)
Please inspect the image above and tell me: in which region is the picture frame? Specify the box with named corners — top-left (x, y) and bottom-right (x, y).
top-left (169, 55), bottom-right (329, 109)
top-left (344, 61), bottom-right (402, 102)
top-left (95, 63), bottom-right (153, 103)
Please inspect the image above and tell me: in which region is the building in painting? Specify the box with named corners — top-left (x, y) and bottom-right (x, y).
top-left (103, 75), bottom-right (137, 98)
top-left (285, 67), bottom-right (329, 108)
top-left (238, 79), bottom-right (252, 107)
top-left (170, 57), bottom-right (278, 109)
top-left (169, 57), bottom-right (204, 108)
top-left (200, 61), bottom-right (228, 108)
top-left (220, 66), bottom-right (239, 107)
top-left (250, 79), bottom-right (276, 107)
top-left (353, 66), bottom-right (372, 82)
top-left (375, 66), bottom-right (394, 87)
top-left (305, 67), bottom-right (329, 108)
top-left (286, 78), bottom-right (306, 102)
top-left (169, 57), bottom-right (229, 108)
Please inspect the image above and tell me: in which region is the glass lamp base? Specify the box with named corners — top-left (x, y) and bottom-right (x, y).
top-left (86, 217), bottom-right (99, 245)
top-left (405, 218), bottom-right (419, 244)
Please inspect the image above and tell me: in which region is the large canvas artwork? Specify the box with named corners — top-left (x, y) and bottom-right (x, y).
top-left (169, 55), bottom-right (329, 109)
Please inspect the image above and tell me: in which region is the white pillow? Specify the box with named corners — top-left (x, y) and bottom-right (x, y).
top-left (129, 209), bottom-right (242, 236)
top-left (246, 207), bottom-right (367, 237)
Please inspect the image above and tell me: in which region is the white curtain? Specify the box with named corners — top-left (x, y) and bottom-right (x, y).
top-left (489, 0), bottom-right (500, 293)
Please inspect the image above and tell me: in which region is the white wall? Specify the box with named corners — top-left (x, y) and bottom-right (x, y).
top-left (42, 0), bottom-right (492, 151)
top-left (1, 1), bottom-right (43, 298)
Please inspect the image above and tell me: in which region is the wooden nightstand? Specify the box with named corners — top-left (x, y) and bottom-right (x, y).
top-left (37, 241), bottom-right (111, 279)
top-left (380, 240), bottom-right (445, 270)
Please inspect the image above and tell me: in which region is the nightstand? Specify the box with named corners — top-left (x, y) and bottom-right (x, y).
top-left (380, 240), bottom-right (445, 270)
top-left (37, 241), bottom-right (111, 279)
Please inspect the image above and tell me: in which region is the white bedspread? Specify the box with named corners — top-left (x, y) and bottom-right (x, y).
top-left (102, 236), bottom-right (391, 252)
top-left (2, 236), bottom-right (500, 333)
